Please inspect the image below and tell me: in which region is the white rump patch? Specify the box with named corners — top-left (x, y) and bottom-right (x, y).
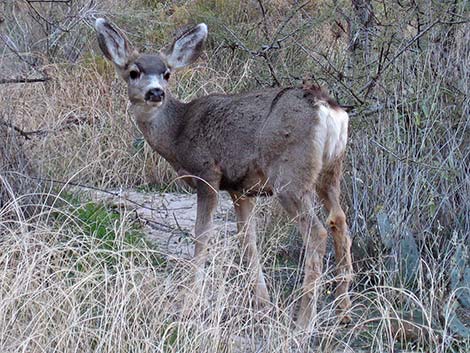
top-left (317, 104), bottom-right (349, 163)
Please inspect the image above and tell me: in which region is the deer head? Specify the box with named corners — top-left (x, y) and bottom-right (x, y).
top-left (95, 18), bottom-right (207, 108)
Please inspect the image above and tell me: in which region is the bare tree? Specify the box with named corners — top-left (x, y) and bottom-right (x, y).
top-left (349, 0), bottom-right (376, 80)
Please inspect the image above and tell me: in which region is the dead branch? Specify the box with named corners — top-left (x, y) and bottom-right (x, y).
top-left (5, 171), bottom-right (186, 233)
top-left (0, 33), bottom-right (43, 74)
top-left (256, 0), bottom-right (270, 41)
top-left (24, 0), bottom-right (71, 33)
top-left (0, 119), bottom-right (45, 140)
top-left (0, 113), bottom-right (94, 140)
top-left (26, 1), bottom-right (71, 3)
top-left (295, 42), bottom-right (365, 105)
top-left (223, 1), bottom-right (313, 87)
top-left (359, 19), bottom-right (441, 96)
top-left (0, 77), bottom-right (50, 84)
top-left (371, 139), bottom-right (453, 172)
top-left (266, 1), bottom-right (311, 51)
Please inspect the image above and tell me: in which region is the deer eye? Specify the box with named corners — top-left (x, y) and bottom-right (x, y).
top-left (129, 70), bottom-right (140, 80)
top-left (163, 71), bottom-right (171, 81)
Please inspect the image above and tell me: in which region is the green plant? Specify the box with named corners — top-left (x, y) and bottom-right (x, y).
top-left (59, 193), bottom-right (164, 270)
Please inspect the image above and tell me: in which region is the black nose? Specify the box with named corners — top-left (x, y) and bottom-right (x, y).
top-left (145, 88), bottom-right (165, 102)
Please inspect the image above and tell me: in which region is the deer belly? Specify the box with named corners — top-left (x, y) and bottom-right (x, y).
top-left (219, 167), bottom-right (272, 196)
top-left (176, 168), bottom-right (197, 189)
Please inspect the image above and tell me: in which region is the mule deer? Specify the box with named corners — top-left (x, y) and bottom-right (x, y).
top-left (95, 18), bottom-right (353, 328)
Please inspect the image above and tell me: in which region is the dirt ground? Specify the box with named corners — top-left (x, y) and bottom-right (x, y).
top-left (88, 189), bottom-right (237, 259)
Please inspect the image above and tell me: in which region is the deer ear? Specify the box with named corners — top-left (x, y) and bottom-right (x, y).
top-left (160, 23), bottom-right (207, 70)
top-left (95, 18), bottom-right (135, 69)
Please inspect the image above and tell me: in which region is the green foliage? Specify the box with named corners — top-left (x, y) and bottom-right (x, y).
top-left (81, 53), bottom-right (114, 77)
top-left (132, 137), bottom-right (146, 153)
top-left (58, 193), bottom-right (164, 271)
top-left (173, 0), bottom-right (254, 27)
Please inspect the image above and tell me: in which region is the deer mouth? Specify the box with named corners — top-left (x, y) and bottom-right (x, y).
top-left (145, 99), bottom-right (163, 107)
top-left (146, 95), bottom-right (163, 103)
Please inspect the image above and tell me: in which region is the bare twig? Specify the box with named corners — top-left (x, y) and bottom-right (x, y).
top-left (0, 77), bottom-right (50, 84)
top-left (256, 0), bottom-right (270, 41)
top-left (24, 0), bottom-right (70, 33)
top-left (223, 25), bottom-right (256, 55)
top-left (5, 172), bottom-right (183, 228)
top-left (0, 113), bottom-right (94, 140)
top-left (0, 34), bottom-right (41, 73)
top-left (261, 52), bottom-right (280, 86)
top-left (359, 19), bottom-right (441, 95)
top-left (348, 103), bottom-right (386, 117)
top-left (295, 42), bottom-right (365, 105)
top-left (26, 0), bottom-right (71, 3)
top-left (1, 119), bottom-right (37, 140)
top-left (267, 1), bottom-right (311, 51)
top-left (223, 25), bottom-right (281, 86)
top-left (223, 2), bottom-right (313, 87)
top-left (371, 139), bottom-right (453, 172)
top-left (0, 121), bottom-right (61, 140)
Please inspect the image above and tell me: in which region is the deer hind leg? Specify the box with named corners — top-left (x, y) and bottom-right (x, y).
top-left (230, 192), bottom-right (270, 308)
top-left (317, 164), bottom-right (353, 323)
top-left (278, 190), bottom-right (328, 330)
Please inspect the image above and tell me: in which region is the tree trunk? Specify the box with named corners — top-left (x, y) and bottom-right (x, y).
top-left (349, 0), bottom-right (376, 81)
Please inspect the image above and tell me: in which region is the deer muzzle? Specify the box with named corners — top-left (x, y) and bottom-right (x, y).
top-left (145, 88), bottom-right (165, 103)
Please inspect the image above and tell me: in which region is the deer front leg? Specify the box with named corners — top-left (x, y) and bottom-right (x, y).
top-left (192, 184), bottom-right (218, 291)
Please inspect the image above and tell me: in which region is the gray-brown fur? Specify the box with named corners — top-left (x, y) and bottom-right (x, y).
top-left (140, 87), bottom-right (330, 196)
top-left (95, 18), bottom-right (353, 330)
top-left (134, 54), bottom-right (168, 76)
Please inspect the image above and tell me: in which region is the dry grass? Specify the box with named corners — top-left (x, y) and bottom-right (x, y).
top-left (1, 0), bottom-right (469, 352)
top-left (0, 195), bottom-right (468, 352)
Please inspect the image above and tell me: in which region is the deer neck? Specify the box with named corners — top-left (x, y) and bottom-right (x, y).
top-left (131, 93), bottom-right (186, 166)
